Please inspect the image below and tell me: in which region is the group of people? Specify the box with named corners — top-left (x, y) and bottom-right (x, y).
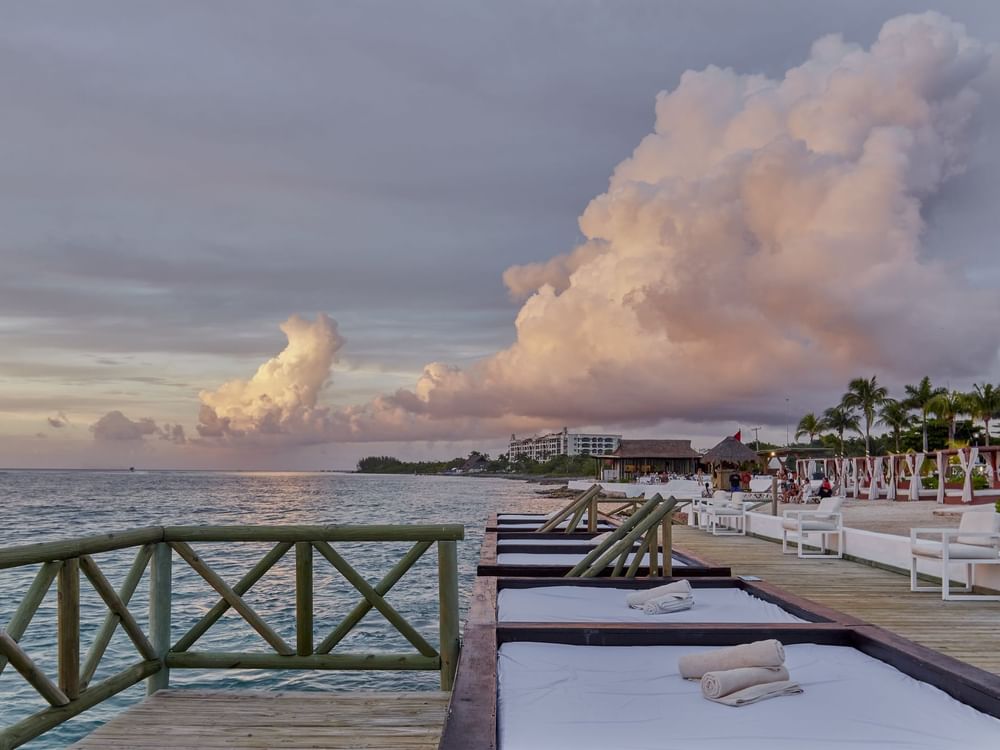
top-left (777, 469), bottom-right (833, 504)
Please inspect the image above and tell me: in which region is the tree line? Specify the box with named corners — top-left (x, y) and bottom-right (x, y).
top-left (356, 452), bottom-right (598, 476)
top-left (796, 376), bottom-right (1000, 456)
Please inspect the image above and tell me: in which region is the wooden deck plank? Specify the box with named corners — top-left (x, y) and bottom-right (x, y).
top-left (71, 689), bottom-right (449, 749)
top-left (673, 526), bottom-right (1000, 674)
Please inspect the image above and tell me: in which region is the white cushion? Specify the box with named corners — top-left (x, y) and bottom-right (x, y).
top-left (911, 541), bottom-right (1000, 559)
top-left (816, 497), bottom-right (844, 514)
top-left (956, 511), bottom-right (1000, 547)
top-left (783, 518), bottom-right (839, 531)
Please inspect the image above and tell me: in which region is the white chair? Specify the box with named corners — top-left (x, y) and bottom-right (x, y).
top-left (910, 511), bottom-right (1000, 601)
top-left (693, 491), bottom-right (726, 530)
top-left (706, 491), bottom-right (746, 536)
top-left (782, 496), bottom-right (843, 558)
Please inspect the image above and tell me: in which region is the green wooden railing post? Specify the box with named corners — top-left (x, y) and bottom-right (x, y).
top-left (437, 540), bottom-right (459, 691)
top-left (148, 542), bottom-right (171, 695)
top-left (57, 558), bottom-right (80, 701)
top-left (296, 542), bottom-right (313, 656)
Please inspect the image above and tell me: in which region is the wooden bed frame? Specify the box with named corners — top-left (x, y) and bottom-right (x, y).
top-left (439, 570), bottom-right (1000, 748)
top-left (477, 529), bottom-right (732, 577)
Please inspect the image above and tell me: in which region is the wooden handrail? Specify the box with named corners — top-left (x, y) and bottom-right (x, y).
top-left (0, 524), bottom-right (465, 750)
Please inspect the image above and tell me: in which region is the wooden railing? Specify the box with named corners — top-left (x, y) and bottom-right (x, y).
top-left (0, 524), bottom-right (463, 750)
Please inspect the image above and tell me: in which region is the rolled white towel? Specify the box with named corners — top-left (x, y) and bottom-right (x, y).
top-left (678, 639), bottom-right (785, 680)
top-left (626, 579), bottom-right (693, 608)
top-left (705, 680), bottom-right (802, 707)
top-left (641, 593), bottom-right (694, 615)
top-left (700, 666), bottom-right (788, 699)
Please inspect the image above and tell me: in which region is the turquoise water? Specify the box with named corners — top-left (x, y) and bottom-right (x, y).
top-left (0, 470), bottom-right (537, 748)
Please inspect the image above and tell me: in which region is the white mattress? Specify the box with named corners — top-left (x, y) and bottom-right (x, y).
top-left (497, 538), bottom-right (613, 547)
top-left (497, 522), bottom-right (615, 530)
top-left (498, 586), bottom-right (805, 623)
top-left (496, 552), bottom-right (685, 567)
top-left (498, 642), bottom-right (1000, 749)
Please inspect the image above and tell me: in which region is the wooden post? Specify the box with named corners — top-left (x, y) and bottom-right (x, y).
top-left (57, 557), bottom-right (80, 701)
top-left (588, 494), bottom-right (597, 534)
top-left (295, 542), bottom-right (313, 656)
top-left (662, 515), bottom-right (673, 577)
top-left (437, 540), bottom-right (459, 691)
top-left (148, 542), bottom-right (172, 695)
top-left (772, 475), bottom-right (779, 516)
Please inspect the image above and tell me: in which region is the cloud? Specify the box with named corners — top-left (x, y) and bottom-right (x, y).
top-left (196, 12), bottom-right (1000, 445)
top-left (90, 411), bottom-right (159, 441)
top-left (47, 411), bottom-right (69, 428)
top-left (196, 314), bottom-right (345, 443)
top-left (90, 410), bottom-right (186, 444)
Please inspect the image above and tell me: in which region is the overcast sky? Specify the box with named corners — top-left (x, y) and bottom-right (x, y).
top-left (3, 1), bottom-right (1000, 469)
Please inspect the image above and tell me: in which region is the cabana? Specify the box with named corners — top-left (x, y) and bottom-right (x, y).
top-left (838, 447), bottom-right (1000, 504)
top-left (702, 436), bottom-right (762, 489)
top-left (595, 439), bottom-right (701, 482)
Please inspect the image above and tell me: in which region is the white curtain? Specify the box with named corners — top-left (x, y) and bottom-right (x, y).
top-left (835, 457), bottom-right (845, 494)
top-left (886, 455), bottom-right (897, 501)
top-left (907, 452), bottom-right (924, 501)
top-left (867, 456), bottom-right (881, 500)
top-left (936, 451), bottom-right (946, 504)
top-left (957, 446), bottom-right (979, 504)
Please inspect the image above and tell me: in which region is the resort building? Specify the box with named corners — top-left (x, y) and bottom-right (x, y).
top-left (596, 439), bottom-right (701, 481)
top-left (508, 428), bottom-right (621, 461)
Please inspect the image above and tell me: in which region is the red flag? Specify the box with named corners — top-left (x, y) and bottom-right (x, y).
top-left (733, 430), bottom-right (741, 442)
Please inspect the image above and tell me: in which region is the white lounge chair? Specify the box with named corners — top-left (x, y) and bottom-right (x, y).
top-left (692, 491), bottom-right (727, 530)
top-left (705, 491), bottom-right (746, 536)
top-left (782, 496), bottom-right (843, 558)
top-left (910, 511), bottom-right (1000, 601)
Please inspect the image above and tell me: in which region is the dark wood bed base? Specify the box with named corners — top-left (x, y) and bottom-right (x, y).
top-left (477, 529), bottom-right (731, 577)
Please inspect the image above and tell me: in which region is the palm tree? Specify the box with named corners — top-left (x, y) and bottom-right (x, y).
top-left (903, 376), bottom-right (946, 453)
top-left (877, 399), bottom-right (912, 453)
top-left (966, 383), bottom-right (1000, 446)
top-left (928, 390), bottom-right (968, 447)
top-left (821, 406), bottom-right (860, 456)
top-left (795, 413), bottom-right (822, 444)
top-left (841, 375), bottom-right (888, 455)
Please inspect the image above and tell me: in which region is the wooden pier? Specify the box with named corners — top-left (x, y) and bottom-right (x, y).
top-left (672, 525), bottom-right (1000, 675)
top-left (71, 690), bottom-right (449, 749)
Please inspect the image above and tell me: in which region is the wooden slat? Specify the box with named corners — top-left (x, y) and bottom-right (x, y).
top-left (169, 542), bottom-right (294, 656)
top-left (0, 560), bottom-right (61, 677)
top-left (673, 526), bottom-right (1000, 675)
top-left (0, 631), bottom-right (70, 707)
top-left (70, 689), bottom-right (449, 749)
top-left (79, 555), bottom-right (157, 662)
top-left (81, 546), bottom-right (152, 688)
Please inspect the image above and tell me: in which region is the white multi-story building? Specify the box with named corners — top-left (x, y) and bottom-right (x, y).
top-left (508, 428), bottom-right (621, 461)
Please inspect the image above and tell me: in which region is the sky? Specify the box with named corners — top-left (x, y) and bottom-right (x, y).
top-left (3, 1), bottom-right (1000, 470)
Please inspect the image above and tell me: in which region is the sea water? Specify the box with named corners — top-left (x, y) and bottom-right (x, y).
top-left (0, 470), bottom-right (538, 748)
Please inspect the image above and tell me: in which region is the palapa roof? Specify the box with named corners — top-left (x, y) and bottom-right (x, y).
top-left (600, 439), bottom-right (700, 460)
top-left (702, 436), bottom-right (761, 465)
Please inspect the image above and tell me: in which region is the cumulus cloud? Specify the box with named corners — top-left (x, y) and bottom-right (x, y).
top-left (196, 314), bottom-right (346, 442)
top-left (90, 411), bottom-right (186, 443)
top-left (91, 411), bottom-right (159, 441)
top-left (197, 12), bottom-right (1000, 444)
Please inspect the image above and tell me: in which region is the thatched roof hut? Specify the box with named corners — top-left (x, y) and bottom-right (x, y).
top-left (702, 436), bottom-right (761, 467)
